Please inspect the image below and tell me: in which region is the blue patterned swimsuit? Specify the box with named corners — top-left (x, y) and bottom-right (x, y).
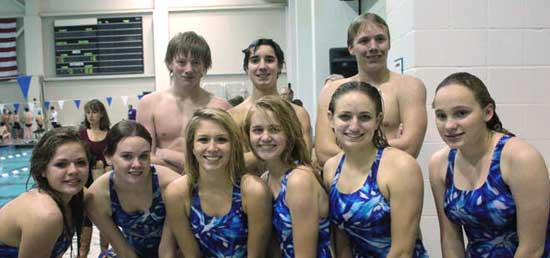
top-left (444, 134), bottom-right (550, 257)
top-left (104, 167), bottom-right (166, 258)
top-left (272, 169), bottom-right (332, 258)
top-left (329, 148), bottom-right (428, 257)
top-left (189, 183), bottom-right (248, 258)
top-left (0, 233), bottom-right (70, 258)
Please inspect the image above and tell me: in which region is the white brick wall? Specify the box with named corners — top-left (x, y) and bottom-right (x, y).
top-left (385, 0), bottom-right (550, 256)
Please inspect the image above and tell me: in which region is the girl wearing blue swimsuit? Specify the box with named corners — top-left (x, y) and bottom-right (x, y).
top-left (430, 72), bottom-right (550, 258)
top-left (0, 128), bottom-right (89, 258)
top-left (324, 81), bottom-right (427, 257)
top-left (244, 96), bottom-right (332, 257)
top-left (86, 120), bottom-right (181, 258)
top-left (165, 108), bottom-right (272, 258)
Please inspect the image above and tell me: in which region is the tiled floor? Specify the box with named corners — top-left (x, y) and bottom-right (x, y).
top-left (63, 226), bottom-right (102, 258)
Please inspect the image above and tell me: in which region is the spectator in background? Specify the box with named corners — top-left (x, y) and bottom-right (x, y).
top-left (279, 83), bottom-right (294, 102)
top-left (127, 104), bottom-right (137, 121)
top-left (23, 107), bottom-right (33, 142)
top-left (78, 99), bottom-right (111, 257)
top-left (10, 110), bottom-right (21, 142)
top-left (36, 111), bottom-right (44, 130)
top-left (0, 121), bottom-right (10, 143)
top-left (50, 106), bottom-right (60, 128)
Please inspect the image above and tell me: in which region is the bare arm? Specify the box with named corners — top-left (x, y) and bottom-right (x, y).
top-left (286, 169), bottom-right (320, 258)
top-left (164, 177), bottom-right (202, 258)
top-left (315, 82), bottom-right (341, 166)
top-left (429, 149), bottom-right (465, 258)
top-left (242, 175), bottom-right (273, 258)
top-left (86, 179), bottom-right (139, 258)
top-left (504, 140), bottom-right (550, 258)
top-left (385, 151), bottom-right (424, 258)
top-left (295, 106), bottom-right (313, 154)
top-left (158, 167), bottom-right (182, 258)
top-left (390, 76), bottom-right (427, 158)
top-left (18, 208), bottom-right (63, 258)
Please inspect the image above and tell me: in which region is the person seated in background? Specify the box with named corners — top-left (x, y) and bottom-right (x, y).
top-left (229, 38), bottom-right (312, 173)
top-left (0, 127), bottom-right (89, 257)
top-left (0, 121), bottom-right (10, 143)
top-left (429, 72), bottom-right (550, 257)
top-left (315, 13), bottom-right (427, 165)
top-left (137, 31), bottom-right (231, 173)
top-left (23, 108), bottom-right (33, 142)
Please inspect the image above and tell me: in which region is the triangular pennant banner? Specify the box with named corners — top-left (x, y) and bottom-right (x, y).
top-left (16, 75), bottom-right (32, 100)
top-left (13, 103), bottom-right (20, 112)
top-left (137, 94), bottom-right (144, 100)
top-left (58, 100), bottom-right (65, 110)
top-left (0, 104), bottom-right (4, 113)
top-left (121, 96), bottom-right (128, 106)
top-left (73, 99), bottom-right (81, 109)
top-left (106, 96), bottom-right (113, 106)
top-left (44, 101), bottom-right (50, 111)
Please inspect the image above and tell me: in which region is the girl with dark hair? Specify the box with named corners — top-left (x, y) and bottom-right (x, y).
top-left (430, 72), bottom-right (550, 257)
top-left (86, 120), bottom-right (180, 258)
top-left (79, 99), bottom-right (111, 256)
top-left (165, 108), bottom-right (272, 258)
top-left (324, 81), bottom-right (427, 257)
top-left (243, 96), bottom-right (331, 257)
top-left (0, 127), bottom-right (90, 257)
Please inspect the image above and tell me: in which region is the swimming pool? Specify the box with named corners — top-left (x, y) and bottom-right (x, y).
top-left (0, 146), bottom-right (33, 207)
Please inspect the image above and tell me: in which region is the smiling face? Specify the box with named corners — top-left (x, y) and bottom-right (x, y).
top-left (348, 22), bottom-right (390, 72)
top-left (192, 120), bottom-right (231, 173)
top-left (43, 142), bottom-right (89, 201)
top-left (168, 53), bottom-right (206, 88)
top-left (107, 136), bottom-right (152, 184)
top-left (246, 45), bottom-right (281, 91)
top-left (330, 91), bottom-right (382, 150)
top-left (433, 84), bottom-right (493, 149)
top-left (248, 110), bottom-right (288, 163)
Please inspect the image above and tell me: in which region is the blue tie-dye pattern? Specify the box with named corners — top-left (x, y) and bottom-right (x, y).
top-left (272, 169), bottom-right (332, 258)
top-left (0, 233), bottom-right (70, 258)
top-left (444, 134), bottom-right (550, 258)
top-left (189, 183), bottom-right (248, 258)
top-left (329, 148), bottom-right (428, 258)
top-left (108, 166), bottom-right (165, 258)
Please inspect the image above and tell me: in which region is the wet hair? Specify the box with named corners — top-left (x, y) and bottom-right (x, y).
top-left (83, 99), bottom-right (110, 131)
top-left (242, 38), bottom-right (285, 74)
top-left (328, 81), bottom-right (389, 148)
top-left (347, 12), bottom-right (390, 48)
top-left (29, 127), bottom-right (91, 256)
top-left (104, 120), bottom-right (152, 157)
top-left (164, 31), bottom-right (212, 72)
top-left (243, 95), bottom-right (311, 167)
top-left (184, 108), bottom-right (245, 190)
top-left (435, 72), bottom-right (515, 136)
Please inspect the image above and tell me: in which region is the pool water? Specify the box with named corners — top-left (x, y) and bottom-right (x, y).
top-left (0, 146), bottom-right (33, 207)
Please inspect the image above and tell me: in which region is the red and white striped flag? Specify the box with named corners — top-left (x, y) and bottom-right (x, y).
top-left (0, 18), bottom-right (18, 81)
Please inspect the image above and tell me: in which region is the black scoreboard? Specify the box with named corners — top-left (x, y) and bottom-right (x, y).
top-left (54, 16), bottom-right (144, 76)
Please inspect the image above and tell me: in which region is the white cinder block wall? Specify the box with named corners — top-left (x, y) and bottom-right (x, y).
top-left (386, 0), bottom-right (550, 257)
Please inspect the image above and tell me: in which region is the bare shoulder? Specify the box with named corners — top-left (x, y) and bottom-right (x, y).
top-left (139, 90), bottom-right (165, 105)
top-left (165, 174), bottom-right (191, 199)
top-left (428, 146), bottom-right (452, 181)
top-left (323, 153), bottom-right (344, 182)
top-left (155, 165), bottom-right (181, 188)
top-left (319, 77), bottom-right (354, 101)
top-left (287, 166), bottom-right (317, 188)
top-left (19, 191), bottom-right (64, 224)
top-left (228, 99), bottom-right (252, 125)
top-left (501, 136), bottom-right (546, 171)
top-left (241, 174), bottom-right (271, 199)
top-left (381, 147), bottom-right (421, 174)
top-left (208, 95), bottom-right (232, 110)
top-left (291, 103), bottom-right (310, 117)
